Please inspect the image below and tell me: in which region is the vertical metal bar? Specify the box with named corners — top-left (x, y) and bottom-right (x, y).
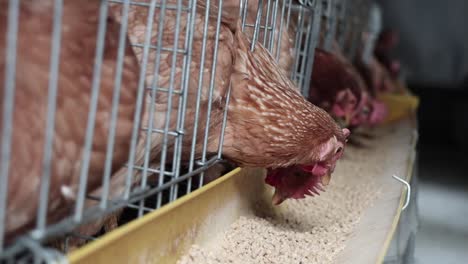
top-left (284, 0), bottom-right (292, 34)
top-left (285, 0), bottom-right (293, 79)
top-left (262, 0), bottom-right (272, 47)
top-left (267, 0), bottom-right (279, 53)
top-left (323, 0), bottom-right (336, 50)
top-left (274, 0), bottom-right (286, 63)
top-left (240, 0), bottom-right (249, 30)
top-left (169, 1), bottom-right (187, 202)
top-left (290, 4), bottom-right (301, 83)
top-left (322, 0), bottom-right (332, 50)
top-left (188, 0), bottom-right (212, 174)
top-left (100, 0), bottom-right (131, 209)
top-left (198, 0), bottom-right (225, 188)
top-left (301, 7), bottom-right (311, 90)
top-left (124, 0), bottom-right (158, 199)
top-left (238, 0), bottom-right (244, 18)
top-left (361, 2), bottom-right (381, 65)
top-left (36, 0), bottom-right (63, 234)
top-left (74, 0), bottom-right (109, 222)
top-left (342, 0), bottom-right (352, 57)
top-left (184, 0), bottom-right (199, 195)
top-left (302, 0), bottom-right (322, 97)
top-left (216, 84), bottom-right (231, 159)
top-left (298, 6), bottom-right (308, 89)
top-left (161, 0), bottom-right (183, 200)
top-left (173, 0), bottom-right (196, 200)
top-left (0, 0), bottom-right (19, 251)
top-left (335, 0), bottom-right (347, 48)
top-left (292, 6), bottom-right (305, 84)
top-left (299, 9), bottom-right (313, 95)
top-left (345, 1), bottom-right (357, 59)
top-left (348, 2), bottom-right (361, 61)
top-left (139, 0), bottom-right (168, 215)
top-left (251, 0), bottom-right (264, 50)
top-left (153, 0), bottom-right (183, 210)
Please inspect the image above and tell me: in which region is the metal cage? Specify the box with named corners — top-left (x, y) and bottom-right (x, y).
top-left (0, 0), bottom-right (379, 262)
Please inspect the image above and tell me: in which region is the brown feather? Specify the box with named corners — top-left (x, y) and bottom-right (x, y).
top-left (0, 0), bottom-right (140, 241)
top-left (65, 0), bottom-right (239, 246)
top-left (221, 29), bottom-right (345, 168)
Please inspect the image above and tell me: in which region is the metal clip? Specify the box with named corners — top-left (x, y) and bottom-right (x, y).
top-left (392, 174), bottom-right (411, 211)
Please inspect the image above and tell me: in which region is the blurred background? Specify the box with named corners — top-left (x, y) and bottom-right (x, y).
top-left (377, 0), bottom-right (468, 263)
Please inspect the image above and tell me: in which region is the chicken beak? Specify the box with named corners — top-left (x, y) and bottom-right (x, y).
top-left (272, 189), bottom-right (287, 205)
top-left (321, 173), bottom-right (331, 186)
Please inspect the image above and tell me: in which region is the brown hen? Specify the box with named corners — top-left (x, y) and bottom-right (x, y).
top-left (219, 27), bottom-right (350, 204)
top-left (66, 0), bottom-right (348, 245)
top-left (62, 0), bottom-right (240, 249)
top-left (309, 48), bottom-right (368, 127)
top-left (0, 0), bottom-right (140, 242)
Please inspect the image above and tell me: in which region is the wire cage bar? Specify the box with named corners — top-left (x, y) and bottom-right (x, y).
top-left (360, 1), bottom-right (382, 65)
top-left (0, 0), bottom-right (381, 262)
top-left (343, 0), bottom-right (372, 61)
top-left (335, 0), bottom-right (348, 48)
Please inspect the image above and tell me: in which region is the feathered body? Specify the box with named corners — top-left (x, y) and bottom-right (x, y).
top-left (356, 46), bottom-right (396, 96)
top-left (62, 0), bottom-right (239, 248)
top-left (54, 0), bottom-right (348, 246)
top-left (223, 33), bottom-right (343, 167)
top-left (0, 0), bottom-right (139, 241)
top-left (309, 48), bottom-right (368, 126)
top-left (330, 41), bottom-right (388, 127)
top-left (221, 29), bottom-right (349, 204)
top-left (108, 0), bottom-right (236, 165)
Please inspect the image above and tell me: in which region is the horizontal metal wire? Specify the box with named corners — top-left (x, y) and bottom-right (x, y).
top-left (110, 0), bottom-right (191, 11)
top-left (144, 86), bottom-right (184, 94)
top-left (27, 156), bottom-right (220, 243)
top-left (131, 43), bottom-right (188, 54)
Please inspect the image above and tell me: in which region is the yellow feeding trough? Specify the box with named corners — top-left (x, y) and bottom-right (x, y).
top-left (378, 83), bottom-right (420, 125)
top-left (67, 118), bottom-right (418, 264)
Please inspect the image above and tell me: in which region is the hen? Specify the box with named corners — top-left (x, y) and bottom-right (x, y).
top-left (47, 0), bottom-right (244, 249)
top-left (354, 29), bottom-right (402, 97)
top-left (110, 1), bottom-right (349, 205)
top-left (356, 33), bottom-right (396, 96)
top-left (358, 55), bottom-right (396, 95)
top-left (62, 0), bottom-right (349, 245)
top-left (330, 41), bottom-right (388, 127)
top-left (107, 0), bottom-right (236, 165)
top-left (309, 48), bottom-right (368, 127)
top-left (0, 0), bottom-right (140, 242)
top-left (57, 0), bottom-right (239, 249)
top-left (217, 28), bottom-right (350, 205)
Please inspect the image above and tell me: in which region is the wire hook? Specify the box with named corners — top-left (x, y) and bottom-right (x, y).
top-left (392, 174), bottom-right (411, 211)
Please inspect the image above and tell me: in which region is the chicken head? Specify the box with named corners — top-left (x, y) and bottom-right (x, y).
top-left (331, 89), bottom-right (359, 125)
top-left (265, 128), bottom-right (350, 205)
top-left (310, 49), bottom-right (366, 127)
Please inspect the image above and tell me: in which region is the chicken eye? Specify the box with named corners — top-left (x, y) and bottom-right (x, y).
top-left (336, 147), bottom-right (342, 154)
